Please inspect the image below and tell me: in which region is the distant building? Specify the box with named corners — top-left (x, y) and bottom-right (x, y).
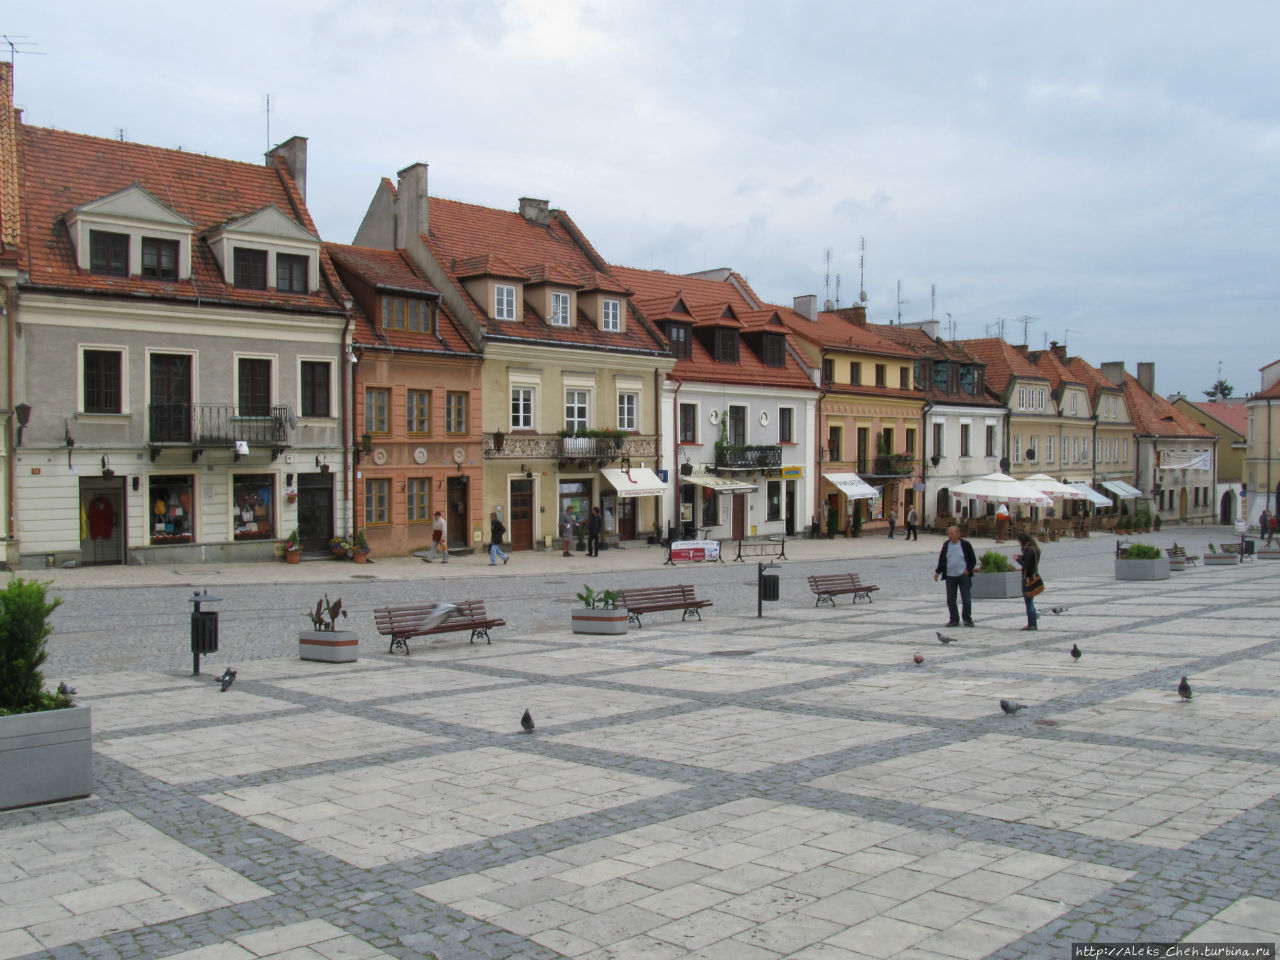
top-left (1170, 394), bottom-right (1247, 524)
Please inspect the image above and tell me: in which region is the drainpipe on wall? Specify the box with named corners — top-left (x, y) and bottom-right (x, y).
top-left (341, 304), bottom-right (353, 539)
top-left (671, 376), bottom-right (683, 542)
top-left (815, 350), bottom-right (829, 535)
top-left (1269, 398), bottom-right (1274, 517)
top-left (920, 400), bottom-right (933, 522)
top-left (5, 280), bottom-right (15, 557)
top-left (654, 366), bottom-right (664, 538)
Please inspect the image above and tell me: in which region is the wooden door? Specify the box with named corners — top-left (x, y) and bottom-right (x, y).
top-left (447, 476), bottom-right (468, 546)
top-left (297, 473), bottom-right (333, 553)
top-left (732, 493), bottom-right (746, 540)
top-left (618, 498), bottom-right (635, 540)
top-left (511, 479), bottom-right (533, 550)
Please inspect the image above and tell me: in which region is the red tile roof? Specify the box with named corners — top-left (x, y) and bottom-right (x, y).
top-left (453, 253), bottom-right (528, 281)
top-left (17, 124), bottom-right (345, 313)
top-left (0, 63), bottom-right (20, 266)
top-left (957, 338), bottom-right (1048, 397)
top-left (1190, 399), bottom-right (1248, 436)
top-left (779, 310), bottom-right (917, 359)
top-left (1122, 373), bottom-right (1214, 439)
top-left (1065, 356), bottom-right (1125, 407)
top-left (1025, 349), bottom-right (1084, 391)
top-left (870, 325), bottom-right (1003, 407)
top-left (1251, 381), bottom-right (1280, 401)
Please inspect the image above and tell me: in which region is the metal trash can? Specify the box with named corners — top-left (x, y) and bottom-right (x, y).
top-left (189, 590), bottom-right (222, 675)
top-left (760, 574), bottom-right (780, 602)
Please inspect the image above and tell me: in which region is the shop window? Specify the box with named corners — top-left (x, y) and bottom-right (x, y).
top-left (150, 475), bottom-right (194, 544)
top-left (767, 480), bottom-right (781, 521)
top-left (701, 487), bottom-right (718, 526)
top-left (232, 474), bottom-right (275, 540)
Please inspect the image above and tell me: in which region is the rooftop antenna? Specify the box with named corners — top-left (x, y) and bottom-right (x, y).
top-left (823, 248), bottom-right (831, 306)
top-left (858, 237), bottom-right (868, 304)
top-left (834, 273), bottom-right (842, 309)
top-left (1015, 314), bottom-right (1038, 344)
top-left (2, 35), bottom-right (42, 66)
top-left (896, 280), bottom-right (908, 325)
top-left (990, 317), bottom-right (1009, 339)
top-left (1063, 328), bottom-right (1081, 351)
top-left (930, 283), bottom-right (936, 322)
top-left (945, 312), bottom-right (955, 340)
top-left (265, 93), bottom-right (271, 154)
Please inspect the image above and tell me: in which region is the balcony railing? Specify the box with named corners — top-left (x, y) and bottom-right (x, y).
top-left (149, 403), bottom-right (291, 460)
top-left (715, 444), bottom-right (782, 471)
top-left (866, 454), bottom-right (916, 477)
top-left (558, 436), bottom-right (625, 461)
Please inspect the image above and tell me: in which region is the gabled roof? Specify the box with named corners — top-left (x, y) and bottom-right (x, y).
top-left (957, 338), bottom-right (1049, 397)
top-left (1025, 349), bottom-right (1085, 393)
top-left (453, 253), bottom-right (529, 281)
top-left (523, 262), bottom-right (582, 287)
top-left (1065, 356), bottom-right (1126, 408)
top-left (1188, 399), bottom-right (1247, 437)
top-left (17, 123), bottom-right (343, 313)
top-left (614, 264), bottom-right (758, 312)
top-left (869, 324), bottom-right (1002, 407)
top-left (1122, 373), bottom-right (1215, 439)
top-left (779, 309), bottom-right (916, 359)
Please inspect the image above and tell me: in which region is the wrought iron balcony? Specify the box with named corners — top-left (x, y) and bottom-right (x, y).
top-left (148, 403), bottom-right (291, 461)
top-left (558, 435), bottom-right (625, 462)
top-left (867, 454), bottom-right (916, 477)
top-left (715, 444), bottom-right (782, 472)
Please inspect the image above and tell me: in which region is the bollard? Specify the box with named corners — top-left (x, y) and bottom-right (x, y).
top-left (189, 590), bottom-right (222, 676)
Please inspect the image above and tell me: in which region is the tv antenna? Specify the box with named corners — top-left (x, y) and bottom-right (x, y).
top-left (896, 280), bottom-right (908, 325)
top-left (265, 93), bottom-right (271, 154)
top-left (1015, 314), bottom-right (1038, 344)
top-left (823, 248), bottom-right (831, 306)
top-left (930, 283), bottom-right (936, 322)
top-left (945, 312), bottom-right (955, 340)
top-left (989, 317), bottom-right (1009, 339)
top-left (858, 237), bottom-right (868, 304)
top-left (2, 35), bottom-right (43, 72)
top-left (834, 272), bottom-right (841, 309)
top-left (1062, 328), bottom-right (1080, 350)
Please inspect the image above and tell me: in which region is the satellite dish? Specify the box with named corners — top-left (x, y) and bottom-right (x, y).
top-left (286, 407), bottom-right (297, 430)
top-left (823, 299), bottom-right (835, 311)
top-left (859, 291), bottom-right (868, 303)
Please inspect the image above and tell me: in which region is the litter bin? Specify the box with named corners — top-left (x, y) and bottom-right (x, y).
top-left (189, 590), bottom-right (222, 675)
top-left (760, 574), bottom-right (780, 602)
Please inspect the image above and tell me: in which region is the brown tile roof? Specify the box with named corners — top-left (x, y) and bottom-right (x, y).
top-left (453, 253), bottom-right (529, 281)
top-left (1122, 373), bottom-right (1215, 439)
top-left (17, 124), bottom-right (345, 313)
top-left (524, 262), bottom-right (582, 286)
top-left (327, 243), bottom-right (438, 294)
top-left (1251, 381), bottom-right (1280, 401)
top-left (957, 338), bottom-right (1048, 397)
top-left (868, 324), bottom-right (1002, 407)
top-left (0, 63), bottom-right (20, 265)
top-left (613, 264), bottom-right (758, 312)
top-left (778, 310), bottom-right (916, 359)
top-left (1025, 349), bottom-right (1084, 391)
top-left (1190, 399), bottom-right (1248, 436)
top-left (1064, 356), bottom-right (1125, 407)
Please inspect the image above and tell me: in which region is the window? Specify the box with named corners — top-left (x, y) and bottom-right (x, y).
top-left (679, 403), bottom-right (697, 443)
top-left (365, 478), bottom-right (390, 525)
top-left (1193, 487), bottom-right (1199, 507)
top-left (83, 349), bottom-right (122, 414)
top-left (381, 296), bottom-right (431, 332)
top-left (875, 364), bottom-right (887, 387)
top-left (233, 248), bottom-right (268, 289)
top-left (933, 363), bottom-right (949, 392)
top-left (985, 424), bottom-right (997, 457)
top-left (232, 474), bottom-right (275, 541)
top-left (933, 422), bottom-right (944, 457)
top-left (602, 298), bottom-right (621, 332)
top-left (727, 406), bottom-right (747, 446)
top-left (407, 390), bottom-right (431, 434)
top-left (822, 358), bottom-right (835, 385)
top-left (550, 292), bottom-right (571, 326)
top-left (849, 362), bottom-right (861, 385)
top-left (276, 253), bottom-right (308, 292)
top-left (149, 352), bottom-right (193, 443)
top-left (565, 390), bottom-right (589, 432)
top-left (1013, 435), bottom-right (1022, 464)
top-left (300, 361), bottom-right (331, 418)
top-left (365, 387), bottom-right (389, 433)
top-left (1046, 435), bottom-right (1056, 463)
top-left (960, 424), bottom-right (971, 458)
top-left (762, 335), bottom-right (784, 367)
top-left (141, 238), bottom-right (178, 280)
top-left (1017, 387), bottom-right (1026, 410)
top-left (1071, 436), bottom-right (1079, 463)
top-left (701, 488), bottom-right (718, 526)
top-left (150, 475), bottom-right (194, 544)
top-left (238, 358), bottom-right (271, 417)
top-left (828, 425), bottom-right (842, 462)
top-left (1026, 436), bottom-right (1038, 462)
top-left (905, 428), bottom-right (916, 455)
top-left (959, 366), bottom-right (977, 395)
top-left (779, 407), bottom-right (794, 443)
top-left (1082, 438), bottom-right (1090, 462)
top-left (900, 368), bottom-right (910, 390)
top-left (445, 391), bottom-right (468, 434)
top-left (511, 386), bottom-right (534, 430)
top-left (90, 230), bottom-right (128, 276)
top-left (667, 323), bottom-right (691, 358)
top-left (407, 478), bottom-right (430, 523)
top-left (1069, 393), bottom-right (1078, 416)
top-left (618, 392), bottom-right (638, 431)
top-left (766, 480), bottom-right (781, 522)
top-left (495, 284), bottom-right (516, 320)
top-left (715, 330), bottom-right (739, 364)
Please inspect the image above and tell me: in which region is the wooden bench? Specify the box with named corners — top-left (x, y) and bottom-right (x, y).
top-left (1166, 544), bottom-right (1198, 566)
top-left (734, 535), bottom-right (787, 562)
top-left (1220, 542), bottom-right (1254, 561)
top-left (373, 599), bottom-right (505, 654)
top-left (807, 573), bottom-right (880, 607)
top-left (619, 585), bottom-right (712, 627)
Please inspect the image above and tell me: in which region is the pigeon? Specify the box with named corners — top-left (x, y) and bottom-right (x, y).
top-left (423, 602), bottom-right (457, 629)
top-left (217, 668), bottom-right (237, 693)
top-left (936, 632), bottom-right (958, 645)
top-left (913, 652), bottom-right (924, 665)
top-left (1051, 606), bottom-right (1069, 615)
top-left (56, 681), bottom-right (77, 696)
top-left (1000, 699), bottom-right (1026, 716)
top-left (1070, 643), bottom-right (1081, 662)
top-left (1177, 676), bottom-right (1192, 702)
top-left (520, 709), bottom-right (535, 733)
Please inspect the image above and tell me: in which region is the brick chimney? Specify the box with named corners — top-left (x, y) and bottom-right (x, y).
top-left (1049, 340), bottom-right (1067, 360)
top-left (793, 294), bottom-right (818, 322)
top-left (267, 136), bottom-right (308, 202)
top-left (1101, 361), bottom-right (1125, 386)
top-left (395, 163), bottom-right (429, 248)
top-left (832, 305), bottom-right (867, 328)
top-left (519, 197), bottom-right (551, 225)
top-left (1137, 361), bottom-right (1155, 396)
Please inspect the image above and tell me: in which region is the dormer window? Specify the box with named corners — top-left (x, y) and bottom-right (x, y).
top-left (276, 253), bottom-right (309, 293)
top-left (381, 296), bottom-right (433, 333)
top-left (550, 292), bottom-right (571, 326)
top-left (602, 298), bottom-right (621, 332)
top-left (715, 329), bottom-right (738, 364)
top-left (666, 323), bottom-right (691, 358)
top-left (233, 248), bottom-right (268, 290)
top-left (762, 334), bottom-right (784, 367)
top-left (141, 238), bottom-right (179, 280)
top-left (90, 231), bottom-right (129, 276)
top-left (495, 284), bottom-right (516, 320)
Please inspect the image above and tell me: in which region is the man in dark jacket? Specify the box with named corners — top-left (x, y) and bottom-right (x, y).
top-left (587, 506), bottom-right (603, 557)
top-left (489, 512), bottom-right (509, 566)
top-left (933, 525), bottom-right (977, 626)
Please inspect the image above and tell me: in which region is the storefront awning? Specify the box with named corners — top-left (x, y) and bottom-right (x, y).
top-left (1068, 482), bottom-right (1113, 507)
top-left (1100, 479), bottom-right (1143, 499)
top-left (822, 472), bottom-right (878, 500)
top-left (600, 467), bottom-right (667, 498)
top-left (683, 475), bottom-right (757, 493)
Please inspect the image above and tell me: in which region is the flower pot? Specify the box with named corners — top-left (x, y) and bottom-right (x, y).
top-left (299, 629), bottom-right (360, 662)
top-left (352, 548), bottom-right (370, 564)
top-left (332, 545), bottom-right (348, 559)
top-left (970, 571), bottom-right (1023, 599)
top-left (571, 610), bottom-right (629, 635)
top-left (1168, 556), bottom-right (1186, 572)
top-left (1115, 557), bottom-right (1170, 580)
top-left (0, 705), bottom-right (93, 810)
top-left (285, 548), bottom-right (301, 564)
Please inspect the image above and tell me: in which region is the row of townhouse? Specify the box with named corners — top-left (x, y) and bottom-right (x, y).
top-left (0, 66), bottom-right (1229, 569)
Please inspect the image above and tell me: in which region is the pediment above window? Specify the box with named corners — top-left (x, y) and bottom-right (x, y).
top-left (70, 183), bottom-right (195, 228)
top-left (211, 204), bottom-right (320, 244)
top-left (64, 184), bottom-right (196, 278)
top-left (205, 204), bottom-right (321, 292)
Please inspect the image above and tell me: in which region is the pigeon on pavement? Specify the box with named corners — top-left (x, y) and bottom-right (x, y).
top-left (56, 681), bottom-right (77, 696)
top-left (521, 709), bottom-right (535, 732)
top-left (1000, 699), bottom-right (1026, 716)
top-left (217, 668), bottom-right (237, 692)
top-left (1051, 606), bottom-right (1069, 615)
top-left (1177, 676), bottom-right (1192, 702)
top-left (936, 632), bottom-right (958, 645)
top-left (1070, 643), bottom-right (1081, 662)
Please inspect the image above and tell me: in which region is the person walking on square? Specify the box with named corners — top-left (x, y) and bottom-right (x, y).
top-left (905, 505), bottom-right (919, 541)
top-left (488, 512), bottom-right (509, 566)
top-left (425, 510), bottom-right (448, 563)
top-left (1015, 532), bottom-right (1041, 630)
top-left (587, 506), bottom-right (602, 557)
top-left (934, 525), bottom-right (976, 627)
top-left (887, 508), bottom-right (897, 539)
top-left (560, 507), bottom-right (575, 556)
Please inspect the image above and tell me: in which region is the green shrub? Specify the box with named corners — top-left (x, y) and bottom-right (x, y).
top-left (0, 579), bottom-right (69, 716)
top-left (575, 585), bottom-right (621, 609)
top-left (1122, 543), bottom-right (1162, 560)
top-left (978, 550), bottom-right (1014, 572)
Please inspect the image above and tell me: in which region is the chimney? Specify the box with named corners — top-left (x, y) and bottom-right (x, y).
top-left (1137, 361), bottom-right (1155, 396)
top-left (899, 320), bottom-right (940, 340)
top-left (793, 294), bottom-right (818, 322)
top-left (1101, 361), bottom-right (1125, 386)
top-left (1049, 340), bottom-right (1067, 360)
top-left (519, 197), bottom-right (551, 225)
top-left (395, 163), bottom-right (429, 248)
top-left (832, 305), bottom-right (867, 328)
top-left (267, 136), bottom-right (308, 202)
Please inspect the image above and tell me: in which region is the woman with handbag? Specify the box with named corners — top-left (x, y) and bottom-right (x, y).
top-left (1016, 532), bottom-right (1043, 630)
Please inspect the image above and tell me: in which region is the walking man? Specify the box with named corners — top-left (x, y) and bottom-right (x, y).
top-left (489, 512), bottom-right (509, 566)
top-left (587, 506), bottom-right (602, 557)
top-left (905, 505), bottom-right (919, 541)
top-left (560, 507), bottom-right (575, 557)
top-left (933, 525), bottom-right (976, 627)
top-left (425, 510), bottom-right (448, 562)
top-left (887, 508), bottom-right (897, 539)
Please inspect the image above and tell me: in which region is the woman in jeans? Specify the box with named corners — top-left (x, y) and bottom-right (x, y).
top-left (1015, 532), bottom-right (1041, 630)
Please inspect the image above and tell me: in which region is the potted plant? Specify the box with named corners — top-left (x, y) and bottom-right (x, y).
top-left (299, 593), bottom-right (359, 662)
top-left (283, 529), bottom-right (301, 564)
top-left (571, 585), bottom-right (629, 635)
top-left (1203, 542), bottom-right (1238, 566)
top-left (1115, 542), bottom-right (1170, 580)
top-left (0, 578), bottom-right (92, 810)
top-left (1153, 514), bottom-right (1162, 532)
top-left (352, 528), bottom-right (371, 564)
top-left (330, 535), bottom-right (352, 559)
top-left (971, 549), bottom-right (1023, 599)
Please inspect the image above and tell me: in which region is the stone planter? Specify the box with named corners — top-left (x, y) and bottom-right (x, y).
top-left (1203, 553), bottom-right (1238, 566)
top-left (1168, 556), bottom-right (1187, 572)
top-left (1115, 557), bottom-right (1171, 580)
top-left (299, 629), bottom-right (360, 662)
top-left (1257, 548), bottom-right (1280, 560)
top-left (571, 610), bottom-right (629, 635)
top-left (0, 705), bottom-right (93, 810)
top-left (970, 571), bottom-right (1023, 599)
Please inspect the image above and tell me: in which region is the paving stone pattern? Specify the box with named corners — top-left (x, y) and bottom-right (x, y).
top-left (4, 534), bottom-right (1280, 958)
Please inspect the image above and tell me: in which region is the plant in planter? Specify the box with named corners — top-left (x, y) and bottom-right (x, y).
top-left (1116, 542), bottom-right (1170, 580)
top-left (971, 550), bottom-right (1023, 599)
top-left (571, 585), bottom-right (629, 635)
top-left (283, 529), bottom-right (301, 563)
top-left (352, 528), bottom-right (371, 563)
top-left (299, 593), bottom-right (359, 662)
top-left (330, 535), bottom-right (352, 559)
top-left (1153, 514), bottom-right (1162, 531)
top-left (1203, 542), bottom-right (1238, 566)
top-left (0, 578), bottom-right (92, 810)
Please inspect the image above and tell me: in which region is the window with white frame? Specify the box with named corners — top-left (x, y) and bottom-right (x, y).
top-left (932, 422), bottom-right (944, 457)
top-left (1070, 393), bottom-right (1077, 415)
top-left (1072, 436), bottom-right (1079, 462)
top-left (602, 298), bottom-right (621, 332)
top-left (511, 386), bottom-right (534, 430)
top-left (83, 347), bottom-right (124, 414)
top-left (960, 424), bottom-right (971, 457)
top-left (495, 284), bottom-right (516, 321)
top-left (617, 391), bottom-right (638, 431)
top-left (985, 424), bottom-right (997, 457)
top-left (1082, 437), bottom-right (1090, 462)
top-left (1026, 435), bottom-right (1038, 462)
top-left (679, 403), bottom-right (697, 443)
top-left (778, 407), bottom-right (794, 443)
top-left (565, 389), bottom-right (589, 431)
top-left (1046, 435), bottom-right (1055, 462)
top-left (1017, 387), bottom-right (1026, 410)
top-left (550, 292), bottom-right (571, 326)
top-left (1013, 435), bottom-right (1022, 464)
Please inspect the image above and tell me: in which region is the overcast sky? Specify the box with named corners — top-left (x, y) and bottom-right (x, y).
top-left (10, 1), bottom-right (1278, 398)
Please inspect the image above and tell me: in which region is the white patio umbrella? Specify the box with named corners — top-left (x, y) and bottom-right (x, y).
top-left (1023, 473), bottom-right (1090, 500)
top-left (948, 472), bottom-right (1053, 506)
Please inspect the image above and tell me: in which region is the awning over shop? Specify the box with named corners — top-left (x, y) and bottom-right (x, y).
top-left (822, 472), bottom-right (877, 500)
top-left (600, 467), bottom-right (667, 498)
top-left (1100, 479), bottom-right (1143, 499)
top-left (1068, 482), bottom-right (1113, 507)
top-left (683, 475), bottom-right (757, 493)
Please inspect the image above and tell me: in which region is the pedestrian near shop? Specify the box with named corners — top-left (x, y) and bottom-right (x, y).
top-left (887, 509), bottom-right (897, 539)
top-left (489, 512), bottom-right (509, 565)
top-left (905, 506), bottom-right (919, 541)
top-left (560, 507), bottom-right (575, 556)
top-left (1016, 532), bottom-right (1043, 630)
top-left (425, 511), bottom-right (448, 562)
top-left (587, 506), bottom-right (602, 557)
top-left (933, 525), bottom-right (976, 627)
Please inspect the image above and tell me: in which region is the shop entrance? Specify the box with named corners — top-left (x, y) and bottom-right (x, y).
top-left (80, 477), bottom-right (126, 565)
top-left (511, 479), bottom-right (534, 550)
top-left (297, 473), bottom-right (334, 554)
